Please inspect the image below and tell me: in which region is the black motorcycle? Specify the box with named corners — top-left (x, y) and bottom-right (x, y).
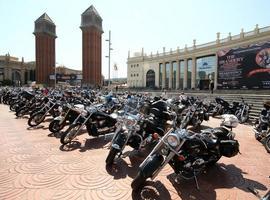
top-left (131, 114), bottom-right (239, 190)
top-left (60, 104), bottom-right (117, 145)
top-left (28, 99), bottom-right (61, 127)
top-left (105, 99), bottom-right (172, 166)
top-left (180, 100), bottom-right (209, 129)
top-left (254, 101), bottom-right (270, 153)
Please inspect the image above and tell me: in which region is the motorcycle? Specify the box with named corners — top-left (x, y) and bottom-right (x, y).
top-left (253, 101), bottom-right (270, 153)
top-left (48, 103), bottom-right (80, 133)
top-left (235, 97), bottom-right (252, 123)
top-left (27, 99), bottom-right (62, 127)
top-left (131, 114), bottom-right (239, 190)
top-left (60, 104), bottom-right (117, 145)
top-left (105, 100), bottom-right (172, 166)
top-left (179, 100), bottom-right (209, 129)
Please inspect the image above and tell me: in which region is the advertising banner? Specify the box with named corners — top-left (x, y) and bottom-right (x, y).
top-left (217, 42), bottom-right (270, 89)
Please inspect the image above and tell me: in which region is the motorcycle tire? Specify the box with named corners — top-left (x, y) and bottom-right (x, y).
top-left (105, 147), bottom-right (119, 166)
top-left (16, 107), bottom-right (28, 117)
top-left (206, 155), bottom-right (221, 167)
top-left (131, 154), bottom-right (164, 190)
top-left (49, 120), bottom-right (64, 133)
top-left (28, 112), bottom-right (45, 127)
top-left (255, 131), bottom-right (262, 141)
top-left (240, 113), bottom-right (249, 124)
top-left (10, 103), bottom-right (17, 112)
top-left (264, 136), bottom-right (270, 153)
top-left (60, 124), bottom-right (81, 145)
top-left (131, 171), bottom-right (147, 191)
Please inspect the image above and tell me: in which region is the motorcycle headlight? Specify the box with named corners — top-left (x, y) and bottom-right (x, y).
top-left (167, 133), bottom-right (180, 147)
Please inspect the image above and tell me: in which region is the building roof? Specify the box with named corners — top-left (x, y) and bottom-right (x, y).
top-left (82, 5), bottom-right (102, 19)
top-left (35, 13), bottom-right (55, 25)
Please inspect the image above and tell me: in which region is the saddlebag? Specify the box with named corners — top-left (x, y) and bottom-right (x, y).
top-left (219, 140), bottom-right (239, 157)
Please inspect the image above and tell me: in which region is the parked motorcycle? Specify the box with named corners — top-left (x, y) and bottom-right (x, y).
top-left (235, 97), bottom-right (252, 123)
top-left (105, 100), bottom-right (172, 166)
top-left (179, 100), bottom-right (209, 129)
top-left (131, 114), bottom-right (239, 190)
top-left (253, 101), bottom-right (270, 153)
top-left (28, 98), bottom-right (62, 127)
top-left (60, 104), bottom-right (117, 145)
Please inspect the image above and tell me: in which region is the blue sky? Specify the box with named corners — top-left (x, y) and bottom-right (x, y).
top-left (1, 0), bottom-right (270, 78)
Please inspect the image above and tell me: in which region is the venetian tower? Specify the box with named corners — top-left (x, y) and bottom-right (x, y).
top-left (33, 13), bottom-right (56, 85)
top-left (80, 5), bottom-right (103, 87)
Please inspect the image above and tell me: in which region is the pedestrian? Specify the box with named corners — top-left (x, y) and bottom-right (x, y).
top-left (115, 85), bottom-right (118, 93)
top-left (210, 80), bottom-right (214, 94)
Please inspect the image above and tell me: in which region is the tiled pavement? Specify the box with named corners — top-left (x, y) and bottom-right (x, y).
top-left (0, 104), bottom-right (269, 200)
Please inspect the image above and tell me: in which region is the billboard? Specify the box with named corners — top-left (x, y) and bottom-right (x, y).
top-left (217, 42), bottom-right (270, 89)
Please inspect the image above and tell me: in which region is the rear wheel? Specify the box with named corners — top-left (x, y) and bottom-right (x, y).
top-left (60, 124), bottom-right (81, 145)
top-left (28, 112), bottom-right (45, 127)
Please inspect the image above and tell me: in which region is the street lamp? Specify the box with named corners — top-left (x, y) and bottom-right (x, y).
top-left (55, 63), bottom-right (58, 89)
top-left (105, 30), bottom-right (113, 87)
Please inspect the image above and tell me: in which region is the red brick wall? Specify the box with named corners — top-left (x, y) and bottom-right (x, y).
top-left (35, 34), bottom-right (55, 85)
top-left (82, 28), bottom-right (102, 87)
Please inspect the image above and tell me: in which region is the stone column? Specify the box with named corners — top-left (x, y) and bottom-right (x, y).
top-left (214, 54), bottom-right (218, 90)
top-left (183, 59), bottom-right (188, 89)
top-left (191, 57), bottom-right (196, 89)
top-left (27, 70), bottom-right (31, 82)
top-left (21, 69), bottom-right (25, 85)
top-left (169, 61), bottom-right (173, 89)
top-left (176, 60), bottom-right (180, 89)
top-left (162, 62), bottom-right (166, 89)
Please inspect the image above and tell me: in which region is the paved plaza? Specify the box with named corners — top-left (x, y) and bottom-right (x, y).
top-left (0, 104), bottom-right (269, 200)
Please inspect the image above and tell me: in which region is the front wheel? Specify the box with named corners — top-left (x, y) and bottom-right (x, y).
top-left (16, 107), bottom-right (28, 117)
top-left (131, 154), bottom-right (164, 190)
top-left (264, 136), bottom-right (270, 153)
top-left (105, 148), bottom-right (119, 166)
top-left (60, 124), bottom-right (81, 145)
top-left (49, 120), bottom-right (65, 133)
top-left (131, 171), bottom-right (148, 191)
top-left (28, 112), bottom-right (45, 127)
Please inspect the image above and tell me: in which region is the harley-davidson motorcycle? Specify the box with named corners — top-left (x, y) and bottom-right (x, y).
top-left (179, 100), bottom-right (209, 129)
top-left (131, 114), bottom-right (240, 190)
top-left (235, 98), bottom-right (252, 123)
top-left (105, 99), bottom-right (172, 166)
top-left (253, 101), bottom-right (270, 153)
top-left (27, 98), bottom-right (62, 127)
top-left (60, 104), bottom-right (117, 145)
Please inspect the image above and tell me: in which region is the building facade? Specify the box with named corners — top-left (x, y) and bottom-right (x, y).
top-left (0, 54), bottom-right (35, 86)
top-left (127, 25), bottom-right (270, 90)
top-left (80, 5), bottom-right (103, 87)
top-left (33, 13), bottom-right (56, 86)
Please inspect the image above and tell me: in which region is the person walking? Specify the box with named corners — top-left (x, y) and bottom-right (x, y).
top-left (210, 80), bottom-right (214, 94)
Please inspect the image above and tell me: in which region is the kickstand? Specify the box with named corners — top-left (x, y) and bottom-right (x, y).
top-left (193, 171), bottom-right (200, 190)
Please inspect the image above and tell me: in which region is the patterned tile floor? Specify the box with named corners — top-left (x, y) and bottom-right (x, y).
top-left (0, 104), bottom-right (269, 200)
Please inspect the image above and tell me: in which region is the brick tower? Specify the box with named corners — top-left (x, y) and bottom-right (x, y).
top-left (33, 13), bottom-right (56, 85)
top-left (80, 5), bottom-right (103, 87)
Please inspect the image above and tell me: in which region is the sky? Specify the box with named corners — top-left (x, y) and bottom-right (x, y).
top-left (1, 0), bottom-right (270, 79)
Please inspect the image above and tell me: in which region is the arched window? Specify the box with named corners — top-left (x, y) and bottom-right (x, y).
top-left (146, 70), bottom-right (155, 88)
